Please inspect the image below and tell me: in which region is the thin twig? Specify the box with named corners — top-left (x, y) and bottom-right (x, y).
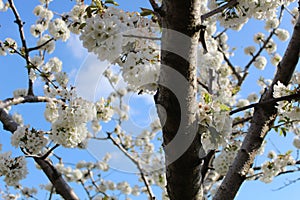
top-left (197, 77), bottom-right (209, 92)
top-left (8, 0), bottom-right (34, 95)
top-left (237, 5), bottom-right (285, 87)
top-left (123, 34), bottom-right (161, 40)
top-left (28, 37), bottom-right (55, 52)
top-left (230, 91), bottom-right (300, 115)
top-left (107, 132), bottom-right (156, 200)
top-left (232, 116), bottom-right (253, 127)
top-left (201, 0), bottom-right (238, 22)
top-left (219, 47), bottom-right (242, 83)
top-left (40, 144), bottom-right (60, 159)
top-left (8, 46), bottom-right (58, 89)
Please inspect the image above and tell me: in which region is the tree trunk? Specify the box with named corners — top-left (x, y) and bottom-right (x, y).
top-left (213, 11), bottom-right (300, 200)
top-left (154, 0), bottom-right (204, 199)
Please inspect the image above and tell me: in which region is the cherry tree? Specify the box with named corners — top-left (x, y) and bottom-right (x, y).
top-left (0, 0), bottom-right (300, 199)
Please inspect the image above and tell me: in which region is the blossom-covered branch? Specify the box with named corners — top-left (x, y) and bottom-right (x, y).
top-left (0, 107), bottom-right (79, 199)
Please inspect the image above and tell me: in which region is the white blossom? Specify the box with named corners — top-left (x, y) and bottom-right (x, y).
top-left (30, 55), bottom-right (44, 68)
top-left (264, 18), bottom-right (279, 30)
top-left (0, 152), bottom-right (28, 186)
top-left (55, 71), bottom-right (68, 87)
top-left (253, 32), bottom-right (265, 44)
top-left (271, 53), bottom-right (281, 66)
top-left (13, 89), bottom-right (27, 98)
top-left (37, 34), bottom-right (55, 54)
top-left (253, 56), bottom-right (267, 70)
top-left (49, 18), bottom-right (70, 41)
top-left (244, 46), bottom-right (256, 55)
top-left (12, 125), bottom-right (48, 154)
top-left (275, 28), bottom-right (290, 41)
top-left (273, 81), bottom-right (290, 98)
top-left (293, 136), bottom-right (300, 149)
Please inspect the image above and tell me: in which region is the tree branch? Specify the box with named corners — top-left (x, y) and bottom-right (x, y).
top-left (0, 108), bottom-right (79, 200)
top-left (230, 91), bottom-right (300, 115)
top-left (28, 37), bottom-right (55, 52)
top-left (8, 0), bottom-right (34, 95)
top-left (213, 9), bottom-right (300, 200)
top-left (201, 0), bottom-right (238, 22)
top-left (0, 95), bottom-right (59, 109)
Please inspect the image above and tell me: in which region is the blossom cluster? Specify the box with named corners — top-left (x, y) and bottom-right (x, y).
top-left (43, 85), bottom-right (115, 148)
top-left (197, 99), bottom-right (233, 152)
top-left (11, 125), bottom-right (48, 154)
top-left (79, 6), bottom-right (160, 92)
top-left (208, 0), bottom-right (297, 30)
top-left (0, 152), bottom-right (28, 186)
top-left (260, 151), bottom-right (296, 183)
top-left (46, 96), bottom-right (96, 148)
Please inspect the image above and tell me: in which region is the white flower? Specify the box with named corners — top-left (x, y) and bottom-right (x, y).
top-left (271, 53), bottom-right (281, 66)
top-left (244, 46), bottom-right (256, 55)
top-left (4, 38), bottom-right (17, 50)
top-left (11, 125), bottom-right (48, 154)
top-left (13, 89), bottom-right (27, 98)
top-left (29, 69), bottom-right (37, 82)
top-left (0, 152), bottom-right (28, 186)
top-left (275, 28), bottom-right (290, 41)
top-left (39, 0), bottom-right (53, 4)
top-left (266, 40), bottom-right (277, 54)
top-left (117, 181), bottom-right (132, 195)
top-left (286, 107), bottom-right (300, 121)
top-left (0, 40), bottom-right (7, 56)
top-left (48, 97), bottom-right (96, 147)
top-left (12, 113), bottom-right (24, 125)
top-left (37, 34), bottom-right (55, 54)
top-left (267, 150), bottom-right (277, 159)
top-left (95, 98), bottom-right (114, 122)
top-left (253, 32), bottom-right (265, 43)
top-left (293, 136), bottom-right (300, 149)
top-left (44, 101), bottom-right (58, 122)
top-left (55, 71), bottom-right (68, 87)
top-left (0, 0), bottom-right (4, 10)
top-left (30, 55), bottom-right (44, 68)
top-left (30, 24), bottom-right (45, 37)
top-left (33, 5), bottom-right (44, 16)
top-left (236, 99), bottom-right (250, 108)
top-left (247, 93), bottom-right (258, 102)
top-left (273, 81), bottom-right (289, 98)
top-left (264, 18), bottom-right (279, 30)
top-left (49, 18), bottom-right (70, 41)
top-left (253, 56), bottom-right (267, 70)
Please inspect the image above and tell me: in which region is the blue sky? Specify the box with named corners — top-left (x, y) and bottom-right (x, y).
top-left (0, 0), bottom-right (300, 199)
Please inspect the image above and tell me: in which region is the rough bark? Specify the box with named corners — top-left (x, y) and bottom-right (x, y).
top-left (213, 12), bottom-right (300, 200)
top-left (0, 108), bottom-right (79, 200)
top-left (154, 0), bottom-right (203, 199)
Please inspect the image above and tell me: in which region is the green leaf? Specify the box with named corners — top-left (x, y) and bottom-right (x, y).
top-left (279, 127), bottom-right (287, 137)
top-left (140, 7), bottom-right (154, 16)
top-left (286, 150), bottom-right (292, 155)
top-left (78, 23), bottom-right (86, 29)
top-left (105, 0), bottom-right (119, 6)
top-left (231, 86), bottom-right (240, 95)
top-left (220, 104), bottom-right (230, 111)
top-left (203, 92), bottom-right (212, 104)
